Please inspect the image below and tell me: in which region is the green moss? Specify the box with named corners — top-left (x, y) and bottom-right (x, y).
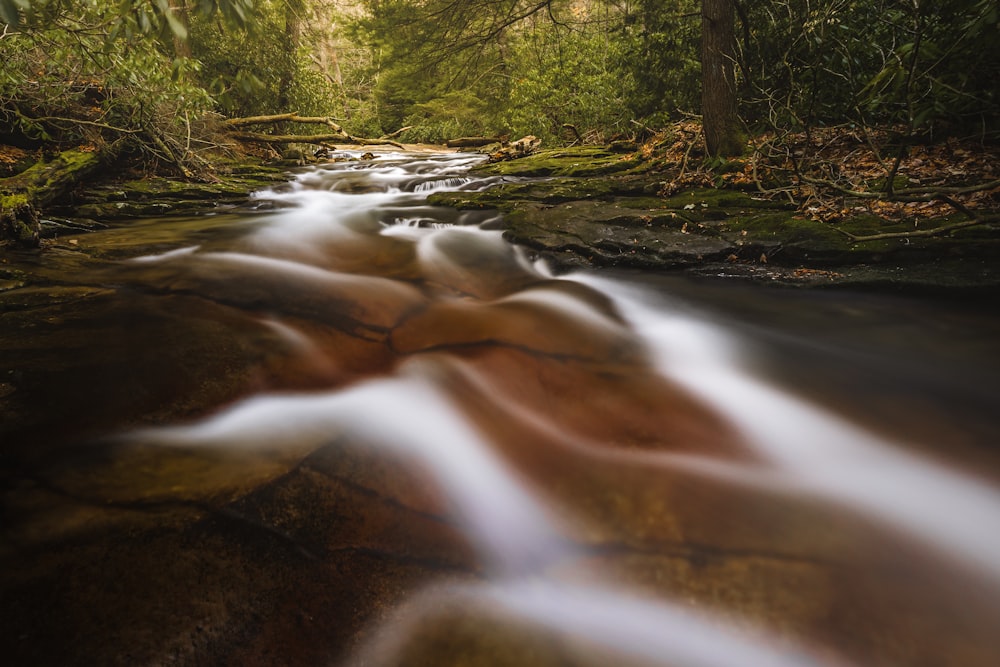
top-left (474, 147), bottom-right (641, 177)
top-left (1, 193), bottom-right (39, 246)
top-left (658, 188), bottom-right (792, 212)
top-left (67, 169), bottom-right (286, 219)
top-left (0, 193), bottom-right (30, 210)
top-left (427, 189), bottom-right (508, 211)
top-left (867, 175), bottom-right (910, 192)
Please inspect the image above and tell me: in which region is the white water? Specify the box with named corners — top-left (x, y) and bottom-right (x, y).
top-left (573, 273), bottom-right (1000, 585)
top-left (125, 150), bottom-right (1000, 666)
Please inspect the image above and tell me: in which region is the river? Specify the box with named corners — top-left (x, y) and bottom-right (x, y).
top-left (2, 150), bottom-right (1000, 666)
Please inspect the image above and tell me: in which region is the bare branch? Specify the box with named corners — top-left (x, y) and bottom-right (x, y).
top-left (837, 216), bottom-right (999, 242)
top-left (379, 126), bottom-right (413, 140)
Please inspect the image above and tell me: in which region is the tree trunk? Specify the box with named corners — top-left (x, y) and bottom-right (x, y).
top-left (171, 2), bottom-right (192, 60)
top-left (277, 1), bottom-right (304, 112)
top-left (701, 0), bottom-right (743, 157)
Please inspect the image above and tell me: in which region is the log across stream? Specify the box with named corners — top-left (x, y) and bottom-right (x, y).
top-left (2, 150), bottom-right (1000, 666)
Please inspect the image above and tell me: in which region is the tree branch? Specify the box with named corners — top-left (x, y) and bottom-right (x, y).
top-left (836, 215), bottom-right (999, 242)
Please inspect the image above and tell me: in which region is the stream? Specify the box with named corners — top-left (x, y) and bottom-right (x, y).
top-left (2, 150), bottom-right (1000, 666)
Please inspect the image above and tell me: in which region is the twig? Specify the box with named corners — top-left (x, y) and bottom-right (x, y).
top-left (22, 114), bottom-right (139, 135)
top-left (143, 126), bottom-right (193, 179)
top-left (836, 215), bottom-right (998, 242)
top-left (800, 174), bottom-right (1000, 202)
top-left (676, 139), bottom-right (695, 183)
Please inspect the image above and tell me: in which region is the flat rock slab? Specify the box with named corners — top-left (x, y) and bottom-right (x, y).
top-left (429, 149), bottom-right (1000, 292)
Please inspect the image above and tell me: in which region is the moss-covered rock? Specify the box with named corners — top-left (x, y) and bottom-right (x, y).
top-left (0, 193), bottom-right (38, 246)
top-left (434, 151), bottom-right (1000, 291)
top-left (473, 147), bottom-right (643, 178)
top-left (1, 148), bottom-right (109, 246)
top-left (64, 169), bottom-right (286, 219)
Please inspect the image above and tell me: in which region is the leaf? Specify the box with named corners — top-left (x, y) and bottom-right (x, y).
top-left (0, 0), bottom-right (22, 26)
top-left (164, 9), bottom-right (188, 39)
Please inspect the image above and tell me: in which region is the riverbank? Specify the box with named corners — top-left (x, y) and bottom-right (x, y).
top-left (5, 141), bottom-right (999, 293)
top-left (432, 146), bottom-right (1000, 294)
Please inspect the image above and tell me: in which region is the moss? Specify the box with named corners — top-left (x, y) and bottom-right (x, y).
top-left (428, 177), bottom-right (623, 211)
top-left (618, 197), bottom-right (677, 210)
top-left (0, 192), bottom-right (30, 210)
top-left (474, 147), bottom-right (641, 177)
top-left (0, 194), bottom-right (40, 246)
top-left (427, 189), bottom-right (508, 211)
top-left (65, 170), bottom-right (286, 219)
top-left (658, 188), bottom-right (793, 212)
top-left (867, 175), bottom-right (910, 192)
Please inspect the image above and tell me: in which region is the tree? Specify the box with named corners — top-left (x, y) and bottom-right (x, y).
top-left (277, 0), bottom-right (306, 112)
top-left (617, 0), bottom-right (701, 125)
top-left (700, 0), bottom-right (743, 156)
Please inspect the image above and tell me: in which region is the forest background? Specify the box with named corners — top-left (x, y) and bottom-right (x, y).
top-left (1, 0), bottom-right (998, 244)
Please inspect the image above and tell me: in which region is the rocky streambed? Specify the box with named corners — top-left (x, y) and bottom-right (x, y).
top-left (4, 149), bottom-right (1000, 667)
top-left (20, 145), bottom-right (1000, 293)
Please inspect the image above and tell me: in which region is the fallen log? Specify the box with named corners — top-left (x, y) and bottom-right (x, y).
top-left (1, 146), bottom-right (112, 247)
top-left (223, 113), bottom-right (407, 149)
top-left (223, 113), bottom-right (342, 131)
top-left (446, 136), bottom-right (503, 148)
top-left (231, 131), bottom-right (405, 149)
top-left (488, 135), bottom-right (541, 162)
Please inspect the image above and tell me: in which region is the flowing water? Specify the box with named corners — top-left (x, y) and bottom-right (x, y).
top-left (2, 150), bottom-right (1000, 666)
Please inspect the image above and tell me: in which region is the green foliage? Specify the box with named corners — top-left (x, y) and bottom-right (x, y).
top-left (0, 2), bottom-right (214, 144)
top-left (4, 0), bottom-right (996, 158)
top-left (502, 18), bottom-right (634, 143)
top-left (348, 1), bottom-right (669, 143)
top-left (398, 92), bottom-right (490, 144)
top-left (742, 0), bottom-right (1000, 136)
top-left (615, 0), bottom-right (701, 123)
top-left (190, 0), bottom-right (340, 122)
top-left (1, 0), bottom-right (253, 33)
top-left (190, 7), bottom-right (286, 116)
top-left (858, 0), bottom-right (1000, 134)
top-left (0, 0), bottom-right (348, 158)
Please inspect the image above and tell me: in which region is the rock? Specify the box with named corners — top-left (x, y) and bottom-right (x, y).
top-left (430, 149), bottom-right (1000, 293)
top-left (0, 438), bottom-right (475, 666)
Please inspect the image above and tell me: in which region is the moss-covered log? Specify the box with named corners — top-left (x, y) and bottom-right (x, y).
top-left (0, 147), bottom-right (109, 247)
top-left (223, 112), bottom-right (407, 149)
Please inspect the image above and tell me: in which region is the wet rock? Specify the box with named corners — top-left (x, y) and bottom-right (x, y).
top-left (61, 169), bottom-right (286, 220)
top-left (431, 150), bottom-right (1000, 293)
top-left (0, 440), bottom-right (475, 667)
